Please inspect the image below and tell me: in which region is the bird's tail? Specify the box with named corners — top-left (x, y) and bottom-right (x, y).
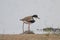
top-left (19, 19), bottom-right (24, 21)
top-left (19, 19), bottom-right (23, 21)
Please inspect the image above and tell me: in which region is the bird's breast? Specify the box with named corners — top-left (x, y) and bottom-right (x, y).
top-left (28, 20), bottom-right (35, 23)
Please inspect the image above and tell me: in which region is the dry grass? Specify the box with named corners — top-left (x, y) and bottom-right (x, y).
top-left (0, 34), bottom-right (60, 40)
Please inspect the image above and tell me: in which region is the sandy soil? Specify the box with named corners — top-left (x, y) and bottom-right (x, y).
top-left (0, 34), bottom-right (60, 40)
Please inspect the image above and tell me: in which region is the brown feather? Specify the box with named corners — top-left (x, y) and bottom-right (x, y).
top-left (21, 16), bottom-right (33, 21)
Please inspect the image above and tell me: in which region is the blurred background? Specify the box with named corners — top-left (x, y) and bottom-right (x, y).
top-left (0, 0), bottom-right (60, 34)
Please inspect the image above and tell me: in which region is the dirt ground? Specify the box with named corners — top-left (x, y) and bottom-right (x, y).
top-left (0, 34), bottom-right (60, 40)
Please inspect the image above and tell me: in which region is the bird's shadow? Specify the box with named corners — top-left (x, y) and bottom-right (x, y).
top-left (22, 31), bottom-right (35, 34)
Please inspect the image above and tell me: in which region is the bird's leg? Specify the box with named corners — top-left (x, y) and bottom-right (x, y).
top-left (22, 22), bottom-right (24, 33)
top-left (28, 23), bottom-right (30, 32)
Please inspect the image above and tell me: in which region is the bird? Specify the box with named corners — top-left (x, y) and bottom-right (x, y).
top-left (20, 15), bottom-right (40, 33)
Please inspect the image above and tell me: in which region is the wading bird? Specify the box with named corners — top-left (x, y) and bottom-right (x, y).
top-left (20, 15), bottom-right (40, 33)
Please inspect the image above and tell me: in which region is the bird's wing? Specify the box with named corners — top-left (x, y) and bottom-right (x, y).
top-left (22, 16), bottom-right (33, 21)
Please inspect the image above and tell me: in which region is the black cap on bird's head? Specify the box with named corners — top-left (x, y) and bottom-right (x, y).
top-left (32, 15), bottom-right (40, 19)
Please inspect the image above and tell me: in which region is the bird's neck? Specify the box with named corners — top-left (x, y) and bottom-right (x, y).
top-left (32, 17), bottom-right (37, 21)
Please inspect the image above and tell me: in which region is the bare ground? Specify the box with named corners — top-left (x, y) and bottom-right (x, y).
top-left (0, 34), bottom-right (60, 40)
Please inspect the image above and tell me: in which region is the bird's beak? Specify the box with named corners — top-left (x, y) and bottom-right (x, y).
top-left (37, 17), bottom-right (40, 19)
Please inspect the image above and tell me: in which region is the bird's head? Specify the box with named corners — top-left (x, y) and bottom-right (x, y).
top-left (32, 15), bottom-right (40, 19)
